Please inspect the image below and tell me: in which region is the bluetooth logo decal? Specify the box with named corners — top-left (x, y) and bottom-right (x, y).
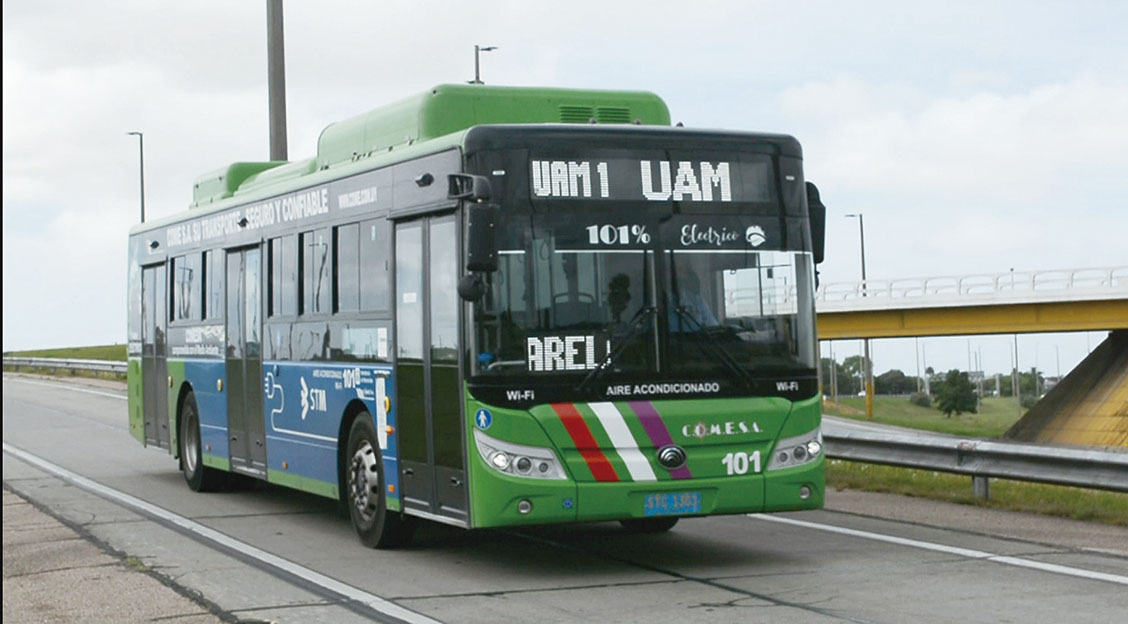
top-left (475, 408), bottom-right (492, 430)
top-left (300, 377), bottom-right (309, 420)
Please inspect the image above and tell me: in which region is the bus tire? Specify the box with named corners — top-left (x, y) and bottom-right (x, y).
top-left (619, 517), bottom-right (679, 533)
top-left (180, 392), bottom-right (225, 492)
top-left (345, 414), bottom-right (413, 548)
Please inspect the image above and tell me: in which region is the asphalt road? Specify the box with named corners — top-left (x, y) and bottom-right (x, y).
top-left (3, 373), bottom-right (1126, 623)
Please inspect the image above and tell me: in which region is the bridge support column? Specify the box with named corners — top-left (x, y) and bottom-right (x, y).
top-left (864, 338), bottom-right (874, 420)
top-left (973, 476), bottom-right (990, 500)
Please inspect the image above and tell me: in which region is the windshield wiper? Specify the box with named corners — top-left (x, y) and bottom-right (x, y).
top-left (672, 306), bottom-right (755, 387)
top-left (577, 305), bottom-right (656, 393)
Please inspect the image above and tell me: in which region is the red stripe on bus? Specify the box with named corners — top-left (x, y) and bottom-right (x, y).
top-left (551, 403), bottom-right (620, 482)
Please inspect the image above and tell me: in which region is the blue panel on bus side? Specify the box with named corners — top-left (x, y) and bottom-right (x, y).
top-left (262, 361), bottom-right (398, 500)
top-left (183, 359), bottom-right (228, 461)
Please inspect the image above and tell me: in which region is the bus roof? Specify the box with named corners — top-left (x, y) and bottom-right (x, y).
top-left (186, 84), bottom-right (670, 210)
top-left (131, 86), bottom-right (796, 236)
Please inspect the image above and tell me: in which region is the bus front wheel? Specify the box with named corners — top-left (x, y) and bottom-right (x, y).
top-left (180, 392), bottom-right (225, 492)
top-left (345, 415), bottom-right (413, 548)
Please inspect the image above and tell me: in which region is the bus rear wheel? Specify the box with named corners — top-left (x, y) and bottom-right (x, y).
top-left (180, 392), bottom-right (225, 492)
top-left (346, 414), bottom-right (413, 548)
top-left (620, 517), bottom-right (679, 533)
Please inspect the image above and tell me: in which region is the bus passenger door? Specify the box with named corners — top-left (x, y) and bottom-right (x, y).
top-left (395, 214), bottom-right (467, 523)
top-left (141, 264), bottom-right (170, 449)
top-left (226, 247), bottom-right (267, 476)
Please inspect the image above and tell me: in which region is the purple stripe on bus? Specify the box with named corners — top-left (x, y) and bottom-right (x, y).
top-left (628, 401), bottom-right (693, 480)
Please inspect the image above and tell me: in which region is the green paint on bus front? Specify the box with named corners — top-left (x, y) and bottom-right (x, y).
top-left (127, 357), bottom-right (144, 444)
top-left (464, 388), bottom-right (824, 529)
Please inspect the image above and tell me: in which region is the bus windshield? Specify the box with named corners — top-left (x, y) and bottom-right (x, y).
top-left (470, 202), bottom-right (818, 391)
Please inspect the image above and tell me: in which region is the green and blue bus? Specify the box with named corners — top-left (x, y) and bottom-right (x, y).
top-left (126, 84), bottom-right (828, 547)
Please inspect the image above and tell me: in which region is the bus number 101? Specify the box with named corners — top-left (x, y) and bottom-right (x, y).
top-left (721, 451), bottom-right (762, 475)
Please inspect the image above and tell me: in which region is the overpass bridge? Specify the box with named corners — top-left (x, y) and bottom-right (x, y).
top-left (815, 266), bottom-right (1128, 339)
top-left (808, 266), bottom-right (1128, 449)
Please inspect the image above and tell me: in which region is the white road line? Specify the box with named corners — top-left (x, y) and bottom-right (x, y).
top-left (2, 442), bottom-right (442, 624)
top-left (750, 513), bottom-right (1128, 586)
top-left (4, 377), bottom-right (127, 400)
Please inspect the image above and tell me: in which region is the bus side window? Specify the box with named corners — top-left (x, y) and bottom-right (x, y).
top-left (172, 254), bottom-right (202, 322)
top-left (267, 236), bottom-right (298, 317)
top-left (203, 250), bottom-right (224, 320)
top-left (359, 218), bottom-right (389, 312)
top-left (268, 238), bottom-right (282, 317)
top-left (335, 223), bottom-right (360, 313)
top-left (281, 235), bottom-right (297, 316)
top-left (301, 228), bottom-right (331, 315)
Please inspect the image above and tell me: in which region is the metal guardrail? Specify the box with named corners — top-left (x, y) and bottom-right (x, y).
top-left (3, 358), bottom-right (1124, 495)
top-left (822, 416), bottom-right (1128, 495)
top-left (2, 356), bottom-right (126, 375)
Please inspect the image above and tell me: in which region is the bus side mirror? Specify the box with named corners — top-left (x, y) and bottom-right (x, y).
top-left (465, 203), bottom-right (499, 273)
top-left (806, 182), bottom-right (826, 265)
top-left (449, 174), bottom-right (492, 201)
top-left (460, 203), bottom-right (499, 302)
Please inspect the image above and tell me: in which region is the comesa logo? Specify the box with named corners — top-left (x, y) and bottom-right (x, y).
top-left (745, 225), bottom-right (766, 247)
top-left (683, 419), bottom-right (762, 440)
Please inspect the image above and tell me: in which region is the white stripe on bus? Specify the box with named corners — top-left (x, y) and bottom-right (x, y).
top-left (589, 402), bottom-right (657, 482)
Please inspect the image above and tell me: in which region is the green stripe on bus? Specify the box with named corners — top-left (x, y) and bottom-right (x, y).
top-left (267, 469), bottom-right (339, 500)
top-left (201, 454), bottom-right (230, 471)
top-left (616, 401), bottom-right (672, 481)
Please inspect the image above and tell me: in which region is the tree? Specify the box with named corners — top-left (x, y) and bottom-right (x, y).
top-left (875, 369), bottom-right (918, 395)
top-left (933, 369), bottom-right (978, 417)
top-left (820, 357), bottom-right (859, 396)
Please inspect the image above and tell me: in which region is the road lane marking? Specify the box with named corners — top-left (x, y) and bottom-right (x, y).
top-left (2, 442), bottom-right (442, 624)
top-left (4, 377), bottom-right (127, 400)
top-left (749, 514), bottom-right (1128, 586)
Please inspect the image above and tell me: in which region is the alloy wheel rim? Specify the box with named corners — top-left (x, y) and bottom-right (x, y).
top-left (184, 415), bottom-right (198, 473)
top-left (349, 441), bottom-right (380, 521)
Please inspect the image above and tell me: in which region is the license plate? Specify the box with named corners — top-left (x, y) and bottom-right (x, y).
top-left (643, 491), bottom-right (701, 517)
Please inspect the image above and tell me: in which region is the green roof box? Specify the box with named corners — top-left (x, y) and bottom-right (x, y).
top-left (191, 161), bottom-right (285, 208)
top-left (314, 84), bottom-right (670, 170)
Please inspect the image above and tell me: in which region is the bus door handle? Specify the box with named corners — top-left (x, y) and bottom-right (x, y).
top-left (403, 468), bottom-right (414, 477)
top-left (449, 477), bottom-right (462, 487)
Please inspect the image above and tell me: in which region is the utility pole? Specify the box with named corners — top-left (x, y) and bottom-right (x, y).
top-left (830, 342), bottom-right (839, 409)
top-left (126, 131), bottom-right (145, 222)
top-left (846, 213), bottom-right (873, 419)
top-left (267, 0), bottom-right (288, 161)
top-left (1013, 334), bottom-right (1021, 413)
top-left (915, 337), bottom-right (921, 392)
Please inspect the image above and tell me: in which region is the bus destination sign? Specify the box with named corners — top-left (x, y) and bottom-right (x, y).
top-left (530, 157), bottom-right (771, 203)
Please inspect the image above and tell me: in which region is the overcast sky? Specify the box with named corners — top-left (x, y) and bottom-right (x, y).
top-left (3, 1), bottom-right (1125, 378)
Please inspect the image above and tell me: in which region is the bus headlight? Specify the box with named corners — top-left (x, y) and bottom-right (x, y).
top-left (474, 429), bottom-right (567, 480)
top-left (767, 427), bottom-right (822, 471)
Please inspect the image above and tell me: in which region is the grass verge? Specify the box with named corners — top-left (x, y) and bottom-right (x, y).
top-left (3, 344), bottom-right (127, 381)
top-left (827, 458), bottom-right (1128, 526)
top-left (822, 395), bottom-right (1028, 438)
top-left (4, 344), bottom-right (127, 361)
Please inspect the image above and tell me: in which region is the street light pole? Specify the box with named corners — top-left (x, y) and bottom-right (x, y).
top-left (127, 131), bottom-right (145, 223)
top-left (470, 45), bottom-right (498, 84)
top-left (846, 213), bottom-right (874, 419)
top-left (266, 0), bottom-right (288, 161)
